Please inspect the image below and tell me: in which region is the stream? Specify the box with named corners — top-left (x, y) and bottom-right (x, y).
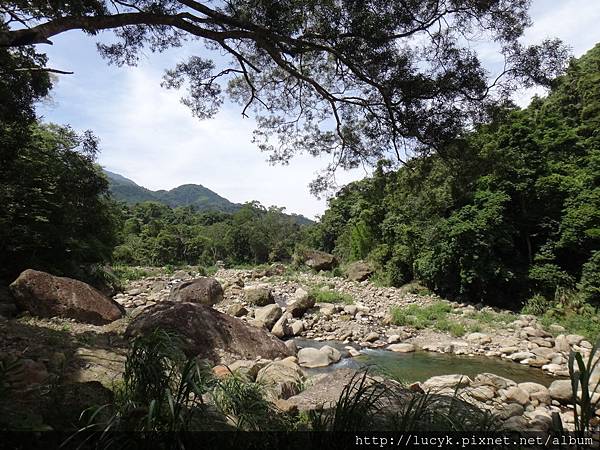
top-left (294, 339), bottom-right (560, 386)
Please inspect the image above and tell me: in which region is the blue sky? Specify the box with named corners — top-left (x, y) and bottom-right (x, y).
top-left (37, 0), bottom-right (600, 219)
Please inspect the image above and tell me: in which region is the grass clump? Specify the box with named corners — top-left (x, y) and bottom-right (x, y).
top-left (390, 301), bottom-right (513, 337)
top-left (309, 288), bottom-right (354, 305)
top-left (391, 302), bottom-right (452, 328)
top-left (112, 265), bottom-right (149, 283)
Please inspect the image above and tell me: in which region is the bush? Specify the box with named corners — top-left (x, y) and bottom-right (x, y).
top-left (521, 294), bottom-right (553, 316)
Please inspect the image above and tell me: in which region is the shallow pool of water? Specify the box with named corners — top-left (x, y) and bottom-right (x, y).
top-left (294, 339), bottom-right (560, 386)
top-left (355, 349), bottom-right (559, 386)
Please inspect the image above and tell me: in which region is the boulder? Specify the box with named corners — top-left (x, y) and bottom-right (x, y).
top-left (319, 345), bottom-right (342, 363)
top-left (502, 386), bottom-right (530, 405)
top-left (364, 331), bottom-right (380, 342)
top-left (286, 288), bottom-right (315, 318)
top-left (227, 303), bottom-right (248, 317)
top-left (387, 343), bottom-right (416, 353)
top-left (345, 261), bottom-right (374, 282)
top-left (227, 359), bottom-right (269, 381)
top-left (298, 347), bottom-right (331, 368)
top-left (125, 302), bottom-right (292, 364)
top-left (566, 334), bottom-right (584, 346)
top-left (301, 250), bottom-right (338, 271)
top-left (422, 374), bottom-right (471, 390)
top-left (256, 359), bottom-right (304, 399)
top-left (286, 368), bottom-right (358, 412)
top-left (9, 269), bottom-right (124, 325)
top-left (548, 380), bottom-right (574, 403)
top-left (244, 286), bottom-right (275, 306)
top-left (473, 373), bottom-right (516, 390)
top-left (290, 320), bottom-right (304, 336)
top-left (271, 313), bottom-right (292, 338)
top-left (509, 351), bottom-right (535, 362)
top-left (466, 332), bottom-right (492, 344)
top-left (168, 277), bottom-right (223, 306)
top-left (255, 304), bottom-right (282, 329)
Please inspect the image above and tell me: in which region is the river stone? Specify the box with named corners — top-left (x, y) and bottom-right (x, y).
top-left (244, 286), bottom-right (275, 306)
top-left (466, 332), bottom-right (492, 344)
top-left (228, 359), bottom-right (268, 380)
top-left (319, 345), bottom-right (342, 363)
top-left (387, 343), bottom-right (415, 353)
top-left (125, 302), bottom-right (292, 364)
top-left (168, 277), bottom-right (223, 306)
top-left (256, 359), bottom-right (304, 399)
top-left (290, 320), bottom-right (304, 336)
top-left (466, 385), bottom-right (496, 401)
top-left (364, 331), bottom-right (380, 342)
top-left (529, 337), bottom-right (553, 348)
top-left (298, 347), bottom-right (331, 368)
top-left (510, 351), bottom-right (535, 362)
top-left (502, 415), bottom-right (528, 432)
top-left (286, 288), bottom-right (315, 318)
top-left (227, 303), bottom-right (248, 317)
top-left (566, 334), bottom-right (584, 345)
top-left (422, 374), bottom-right (471, 390)
top-left (518, 382), bottom-right (547, 396)
top-left (271, 313), bottom-right (292, 338)
top-left (522, 327), bottom-right (550, 338)
top-left (474, 373), bottom-right (516, 390)
top-left (255, 304), bottom-right (282, 329)
top-left (497, 403), bottom-right (525, 420)
top-left (552, 334), bottom-right (570, 351)
top-left (286, 368), bottom-right (358, 412)
top-left (9, 269), bottom-right (124, 325)
top-left (502, 386), bottom-right (530, 405)
top-left (548, 380), bottom-right (574, 403)
top-left (531, 347), bottom-right (556, 359)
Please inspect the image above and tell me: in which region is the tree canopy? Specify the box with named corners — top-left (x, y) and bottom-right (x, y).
top-left (311, 42), bottom-right (600, 308)
top-left (1, 0), bottom-right (568, 190)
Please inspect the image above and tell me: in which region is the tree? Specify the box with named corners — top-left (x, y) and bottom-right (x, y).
top-left (316, 42), bottom-right (600, 307)
top-left (1, 0), bottom-right (568, 191)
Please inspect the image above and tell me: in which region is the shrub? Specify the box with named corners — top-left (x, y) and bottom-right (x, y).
top-left (521, 294), bottom-right (552, 316)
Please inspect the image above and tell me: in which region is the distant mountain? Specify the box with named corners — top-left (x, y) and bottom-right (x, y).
top-left (104, 170), bottom-right (240, 212)
top-left (103, 170), bottom-right (313, 224)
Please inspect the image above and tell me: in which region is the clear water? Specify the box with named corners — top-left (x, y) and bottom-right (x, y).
top-left (294, 339), bottom-right (560, 386)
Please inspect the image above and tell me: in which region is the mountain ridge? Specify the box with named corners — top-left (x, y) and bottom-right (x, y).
top-left (103, 169), bottom-right (313, 224)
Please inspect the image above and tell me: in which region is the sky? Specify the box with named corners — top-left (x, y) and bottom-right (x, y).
top-left (37, 0), bottom-right (600, 220)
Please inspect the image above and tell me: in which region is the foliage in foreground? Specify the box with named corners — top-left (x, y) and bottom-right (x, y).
top-left (71, 330), bottom-right (503, 442)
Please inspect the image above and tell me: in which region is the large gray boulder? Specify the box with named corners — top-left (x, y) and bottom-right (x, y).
top-left (298, 347), bottom-right (331, 368)
top-left (168, 277), bottom-right (223, 306)
top-left (345, 261), bottom-right (374, 282)
top-left (9, 269), bottom-right (124, 325)
top-left (284, 369), bottom-right (358, 412)
top-left (243, 286), bottom-right (275, 306)
top-left (256, 358), bottom-right (305, 400)
top-left (299, 250), bottom-right (338, 271)
top-left (548, 380), bottom-right (574, 403)
top-left (254, 304), bottom-right (282, 329)
top-left (286, 288), bottom-right (315, 318)
top-left (125, 302), bottom-right (292, 364)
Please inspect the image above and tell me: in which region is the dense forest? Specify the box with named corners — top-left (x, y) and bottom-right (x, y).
top-left (111, 201), bottom-right (306, 267)
top-left (311, 43), bottom-right (600, 311)
top-left (1, 39), bottom-right (599, 317)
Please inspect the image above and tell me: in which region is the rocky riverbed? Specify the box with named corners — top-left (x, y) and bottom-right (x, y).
top-left (2, 265), bottom-right (598, 433)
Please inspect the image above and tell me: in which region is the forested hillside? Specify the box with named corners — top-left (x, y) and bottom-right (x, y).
top-left (311, 43), bottom-right (600, 310)
top-left (105, 170), bottom-right (241, 212)
top-left (112, 201), bottom-right (308, 267)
